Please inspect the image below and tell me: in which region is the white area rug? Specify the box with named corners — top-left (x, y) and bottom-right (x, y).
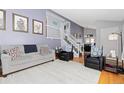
top-left (0, 60), bottom-right (101, 84)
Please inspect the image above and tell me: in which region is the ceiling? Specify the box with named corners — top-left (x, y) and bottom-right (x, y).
top-left (52, 9), bottom-right (124, 28)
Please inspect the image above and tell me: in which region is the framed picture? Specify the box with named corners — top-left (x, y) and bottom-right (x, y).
top-left (13, 13), bottom-right (28, 32)
top-left (0, 10), bottom-right (6, 30)
top-left (32, 19), bottom-right (43, 35)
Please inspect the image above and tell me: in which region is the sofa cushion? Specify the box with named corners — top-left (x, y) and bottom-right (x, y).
top-left (11, 53), bottom-right (38, 65)
top-left (11, 52), bottom-right (53, 66)
top-left (24, 45), bottom-right (37, 53)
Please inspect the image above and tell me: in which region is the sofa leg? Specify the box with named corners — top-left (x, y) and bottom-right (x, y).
top-left (2, 75), bottom-right (7, 78)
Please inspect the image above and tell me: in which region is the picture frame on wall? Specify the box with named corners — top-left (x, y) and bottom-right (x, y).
top-left (32, 19), bottom-right (43, 35)
top-left (0, 9), bottom-right (6, 30)
top-left (13, 13), bottom-right (28, 32)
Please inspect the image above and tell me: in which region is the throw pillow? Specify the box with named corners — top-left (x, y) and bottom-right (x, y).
top-left (3, 47), bottom-right (21, 61)
top-left (24, 45), bottom-right (37, 53)
top-left (40, 46), bottom-right (49, 55)
top-left (91, 45), bottom-right (102, 57)
top-left (65, 45), bottom-right (72, 52)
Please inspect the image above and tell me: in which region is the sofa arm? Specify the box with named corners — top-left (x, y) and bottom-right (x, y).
top-left (49, 49), bottom-right (55, 60)
top-left (1, 54), bottom-right (12, 75)
top-left (1, 54), bottom-right (11, 62)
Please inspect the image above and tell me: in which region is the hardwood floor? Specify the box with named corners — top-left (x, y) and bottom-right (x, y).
top-left (98, 71), bottom-right (124, 84)
top-left (73, 55), bottom-right (124, 84)
top-left (73, 53), bottom-right (84, 64)
top-left (73, 57), bottom-right (84, 64)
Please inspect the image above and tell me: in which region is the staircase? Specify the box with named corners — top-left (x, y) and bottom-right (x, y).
top-left (61, 30), bottom-right (84, 57)
top-left (46, 11), bottom-right (84, 57)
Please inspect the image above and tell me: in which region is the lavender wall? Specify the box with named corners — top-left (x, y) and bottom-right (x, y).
top-left (0, 9), bottom-right (61, 49)
top-left (70, 22), bottom-right (84, 37)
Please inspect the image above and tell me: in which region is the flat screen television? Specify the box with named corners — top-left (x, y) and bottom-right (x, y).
top-left (84, 44), bottom-right (91, 52)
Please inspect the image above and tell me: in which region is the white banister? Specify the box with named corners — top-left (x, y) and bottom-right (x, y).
top-left (62, 30), bottom-right (83, 57)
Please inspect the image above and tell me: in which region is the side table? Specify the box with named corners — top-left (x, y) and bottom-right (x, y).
top-left (104, 57), bottom-right (118, 73)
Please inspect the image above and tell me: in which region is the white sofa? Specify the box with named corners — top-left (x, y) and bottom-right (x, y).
top-left (0, 44), bottom-right (55, 76)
